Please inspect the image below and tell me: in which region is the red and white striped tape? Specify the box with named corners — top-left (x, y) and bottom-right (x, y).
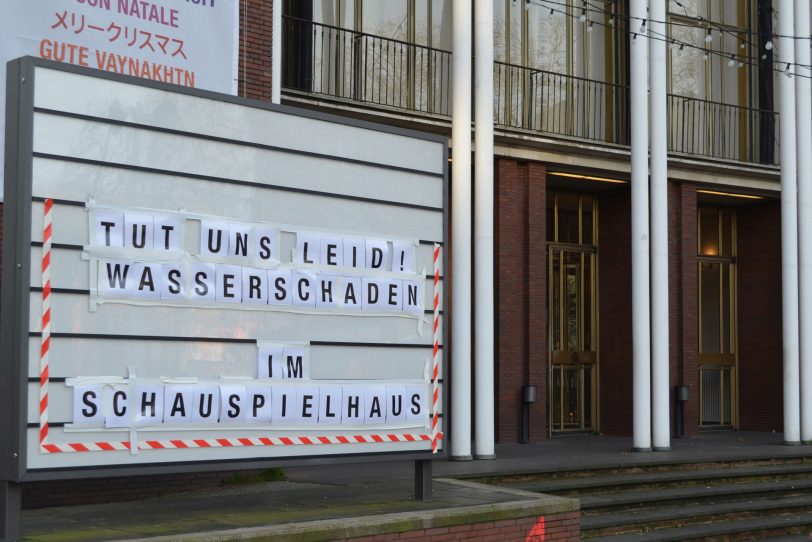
top-left (39, 198), bottom-right (53, 449)
top-left (432, 244), bottom-right (441, 453)
top-left (41, 433), bottom-right (441, 454)
top-left (38, 199), bottom-right (444, 455)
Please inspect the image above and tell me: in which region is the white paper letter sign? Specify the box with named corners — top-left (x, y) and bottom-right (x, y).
top-left (406, 384), bottom-right (428, 423)
top-left (163, 385), bottom-right (194, 425)
top-left (154, 216), bottom-right (181, 251)
top-left (268, 268), bottom-right (292, 306)
top-left (316, 275), bottom-right (340, 309)
top-left (95, 211), bottom-right (124, 247)
top-left (296, 386), bottom-right (320, 424)
top-left (216, 264), bottom-right (243, 303)
top-left (100, 260), bottom-right (134, 299)
top-left (343, 237), bottom-right (366, 269)
top-left (292, 270), bottom-right (316, 308)
top-left (257, 344), bottom-right (285, 380)
top-left (392, 241), bottom-right (414, 273)
top-left (385, 385), bottom-right (408, 423)
top-left (339, 276), bottom-right (362, 311)
top-left (72, 385), bottom-right (104, 427)
top-left (318, 386), bottom-right (343, 425)
top-left (241, 268), bottom-right (268, 305)
top-left (161, 264), bottom-right (185, 300)
top-left (295, 232), bottom-right (321, 265)
top-left (192, 386), bottom-right (220, 424)
top-left (200, 221), bottom-right (229, 257)
top-left (254, 227), bottom-right (280, 263)
top-left (364, 386), bottom-right (387, 425)
top-left (246, 384), bottom-right (273, 423)
top-left (282, 346), bottom-right (307, 379)
top-left (133, 385), bottom-right (164, 427)
top-left (403, 280), bottom-right (423, 315)
top-left (321, 236), bottom-right (344, 267)
top-left (104, 387), bottom-right (130, 428)
top-left (124, 213), bottom-right (155, 250)
top-left (365, 239), bottom-right (389, 270)
top-left (341, 386), bottom-right (365, 425)
top-left (190, 263), bottom-right (216, 301)
top-left (271, 386), bottom-right (296, 424)
top-left (219, 385), bottom-right (247, 424)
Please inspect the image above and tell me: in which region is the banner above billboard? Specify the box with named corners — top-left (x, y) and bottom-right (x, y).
top-left (0, 0), bottom-right (239, 201)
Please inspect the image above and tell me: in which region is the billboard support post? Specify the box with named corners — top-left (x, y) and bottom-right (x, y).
top-left (415, 459), bottom-right (432, 502)
top-left (0, 481), bottom-right (21, 542)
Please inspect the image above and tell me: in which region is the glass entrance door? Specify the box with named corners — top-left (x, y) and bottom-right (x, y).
top-left (697, 207), bottom-right (737, 428)
top-left (547, 192), bottom-right (598, 434)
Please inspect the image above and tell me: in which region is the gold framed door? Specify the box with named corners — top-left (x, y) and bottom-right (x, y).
top-left (549, 246), bottom-right (597, 432)
top-left (697, 207), bottom-right (738, 428)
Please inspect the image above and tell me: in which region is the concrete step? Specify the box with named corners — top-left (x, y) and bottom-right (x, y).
top-left (580, 478), bottom-right (812, 512)
top-left (514, 462), bottom-right (812, 494)
top-left (581, 493), bottom-right (812, 533)
top-left (584, 510), bottom-right (812, 541)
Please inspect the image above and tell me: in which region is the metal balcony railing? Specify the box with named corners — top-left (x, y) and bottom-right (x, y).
top-left (283, 16), bottom-right (451, 116)
top-left (494, 61), bottom-right (630, 146)
top-left (282, 17), bottom-right (778, 166)
top-left (668, 95), bottom-right (778, 165)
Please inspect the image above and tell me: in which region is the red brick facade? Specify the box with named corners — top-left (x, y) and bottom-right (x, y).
top-left (347, 512), bottom-right (580, 542)
top-left (495, 158), bottom-right (547, 442)
top-left (737, 201), bottom-right (783, 431)
top-left (238, 0), bottom-right (275, 101)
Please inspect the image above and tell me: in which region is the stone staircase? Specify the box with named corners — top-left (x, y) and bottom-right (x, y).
top-left (488, 458), bottom-right (812, 541)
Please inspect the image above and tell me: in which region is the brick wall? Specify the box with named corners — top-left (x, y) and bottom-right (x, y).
top-left (494, 158), bottom-right (547, 443)
top-left (597, 189), bottom-right (633, 436)
top-left (347, 511), bottom-right (580, 542)
top-left (238, 0), bottom-right (274, 101)
top-left (671, 183), bottom-right (699, 436)
top-left (737, 200), bottom-right (782, 432)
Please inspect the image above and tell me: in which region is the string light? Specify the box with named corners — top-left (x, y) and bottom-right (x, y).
top-left (524, 0), bottom-right (812, 79)
top-left (765, 40), bottom-right (774, 51)
top-left (579, 8), bottom-right (587, 23)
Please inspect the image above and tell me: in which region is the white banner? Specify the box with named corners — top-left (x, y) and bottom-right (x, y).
top-left (0, 0), bottom-right (240, 201)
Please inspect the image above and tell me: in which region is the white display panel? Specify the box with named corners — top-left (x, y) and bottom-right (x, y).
top-left (2, 59), bottom-right (446, 480)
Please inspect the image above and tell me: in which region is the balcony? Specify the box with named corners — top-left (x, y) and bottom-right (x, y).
top-left (283, 16), bottom-right (778, 166)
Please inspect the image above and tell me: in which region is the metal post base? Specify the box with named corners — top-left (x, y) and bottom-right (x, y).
top-left (415, 459), bottom-right (432, 502)
top-left (1, 481), bottom-right (21, 542)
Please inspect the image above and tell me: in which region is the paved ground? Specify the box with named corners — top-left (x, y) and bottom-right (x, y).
top-left (19, 432), bottom-right (812, 541)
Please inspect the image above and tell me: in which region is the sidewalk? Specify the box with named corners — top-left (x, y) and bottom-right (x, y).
top-left (20, 432), bottom-right (811, 541)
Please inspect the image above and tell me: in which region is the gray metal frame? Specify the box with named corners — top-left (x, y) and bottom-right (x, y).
top-left (1, 56), bottom-right (449, 486)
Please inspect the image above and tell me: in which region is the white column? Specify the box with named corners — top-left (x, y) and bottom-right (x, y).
top-left (630, 0), bottom-right (651, 452)
top-left (474, 0), bottom-right (495, 459)
top-left (649, 0), bottom-right (670, 452)
top-left (271, 0), bottom-right (283, 104)
top-left (450, 0), bottom-right (473, 460)
top-left (779, 0), bottom-right (801, 445)
top-left (795, 0), bottom-right (812, 442)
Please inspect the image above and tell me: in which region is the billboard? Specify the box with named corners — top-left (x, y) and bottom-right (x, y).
top-left (1, 58), bottom-right (446, 481)
top-left (0, 0), bottom-right (240, 201)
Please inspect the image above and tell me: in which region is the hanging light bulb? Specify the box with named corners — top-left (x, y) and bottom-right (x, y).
top-left (761, 53), bottom-right (768, 59)
top-left (703, 51), bottom-right (709, 60)
top-left (608, 15), bottom-right (615, 26)
top-left (525, 0), bottom-right (530, 11)
top-left (727, 54), bottom-right (735, 67)
top-left (765, 40), bottom-right (773, 50)
top-left (587, 21), bottom-right (594, 32)
top-left (579, 9), bottom-right (587, 23)
top-left (739, 42), bottom-right (746, 49)
top-left (737, 60), bottom-right (744, 68)
top-left (705, 28), bottom-right (713, 43)
top-left (670, 38), bottom-right (678, 49)
top-left (640, 19), bottom-right (647, 33)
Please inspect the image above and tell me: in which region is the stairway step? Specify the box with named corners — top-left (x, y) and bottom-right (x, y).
top-left (582, 493), bottom-right (812, 532)
top-left (514, 463), bottom-right (812, 494)
top-left (584, 511), bottom-right (812, 541)
top-left (580, 478), bottom-right (812, 511)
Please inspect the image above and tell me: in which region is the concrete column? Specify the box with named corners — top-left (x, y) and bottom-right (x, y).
top-left (795, 0), bottom-right (812, 442)
top-left (474, 0), bottom-right (495, 459)
top-left (630, 0), bottom-right (651, 452)
top-left (272, 0), bottom-right (282, 104)
top-left (649, 0), bottom-right (670, 451)
top-left (450, 0), bottom-right (473, 460)
top-left (779, 0), bottom-right (801, 445)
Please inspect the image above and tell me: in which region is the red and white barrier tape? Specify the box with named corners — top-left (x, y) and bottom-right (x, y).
top-left (41, 433), bottom-right (442, 454)
top-left (432, 244), bottom-right (441, 453)
top-left (38, 199), bottom-right (444, 455)
top-left (39, 198), bottom-right (53, 449)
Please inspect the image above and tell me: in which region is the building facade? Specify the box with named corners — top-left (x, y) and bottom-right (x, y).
top-left (247, 0), bottom-right (797, 446)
